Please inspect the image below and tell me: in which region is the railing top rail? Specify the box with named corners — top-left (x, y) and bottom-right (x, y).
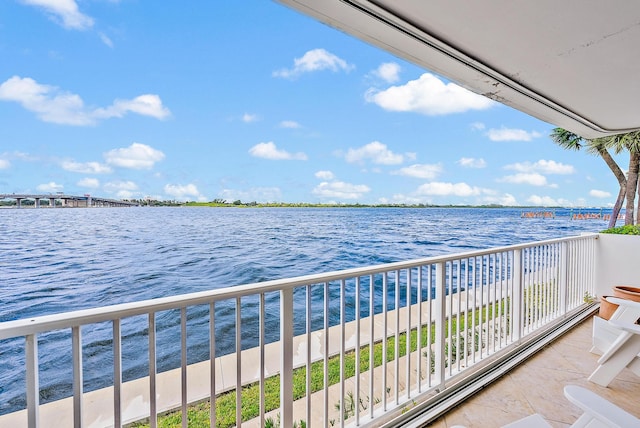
top-left (0, 233), bottom-right (598, 340)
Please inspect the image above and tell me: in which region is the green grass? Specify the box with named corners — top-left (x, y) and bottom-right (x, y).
top-left (130, 300), bottom-right (508, 428)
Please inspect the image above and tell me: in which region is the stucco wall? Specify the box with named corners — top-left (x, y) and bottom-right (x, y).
top-left (595, 233), bottom-right (640, 297)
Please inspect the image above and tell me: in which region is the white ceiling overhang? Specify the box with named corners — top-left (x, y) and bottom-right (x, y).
top-left (276, 0), bottom-right (640, 139)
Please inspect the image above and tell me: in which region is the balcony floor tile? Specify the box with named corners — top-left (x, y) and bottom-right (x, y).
top-left (429, 317), bottom-right (640, 428)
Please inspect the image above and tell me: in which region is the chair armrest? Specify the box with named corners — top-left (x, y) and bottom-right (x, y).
top-left (563, 385), bottom-right (639, 427)
top-left (605, 297), bottom-right (640, 323)
top-left (609, 319), bottom-right (640, 334)
top-left (606, 296), bottom-right (640, 310)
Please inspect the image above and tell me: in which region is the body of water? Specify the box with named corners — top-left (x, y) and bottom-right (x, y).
top-left (0, 206), bottom-right (608, 413)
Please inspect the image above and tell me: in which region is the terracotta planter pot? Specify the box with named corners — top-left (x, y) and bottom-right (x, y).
top-left (598, 296), bottom-right (619, 320)
top-left (612, 286), bottom-right (640, 302)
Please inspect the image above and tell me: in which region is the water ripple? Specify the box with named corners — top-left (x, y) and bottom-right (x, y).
top-left (0, 207), bottom-right (606, 414)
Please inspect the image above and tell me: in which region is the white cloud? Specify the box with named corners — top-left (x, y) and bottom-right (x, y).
top-left (0, 76), bottom-right (170, 125)
top-left (415, 181), bottom-right (487, 197)
top-left (312, 181), bottom-right (370, 200)
top-left (345, 141), bottom-right (404, 165)
top-left (505, 160), bottom-right (575, 175)
top-left (249, 142), bottom-right (307, 160)
top-left (499, 173), bottom-right (548, 186)
top-left (486, 127), bottom-right (542, 142)
top-left (483, 193), bottom-right (518, 206)
top-left (273, 48), bottom-right (354, 79)
top-left (527, 195), bottom-right (572, 206)
top-left (94, 94), bottom-right (171, 120)
top-left (365, 73), bottom-right (494, 116)
top-left (21, 0), bottom-right (94, 30)
top-left (372, 62), bottom-right (401, 83)
top-left (37, 181), bottom-right (63, 192)
top-left (392, 163), bottom-right (442, 179)
top-left (280, 120), bottom-right (301, 129)
top-left (219, 187), bottom-right (283, 203)
top-left (164, 183), bottom-right (206, 202)
top-left (0, 159), bottom-right (10, 169)
top-left (590, 189), bottom-right (612, 198)
top-left (77, 177), bottom-right (100, 188)
top-left (104, 180), bottom-right (137, 192)
top-left (242, 113), bottom-right (259, 123)
top-left (61, 160), bottom-right (112, 174)
top-left (471, 122), bottom-right (486, 131)
top-left (104, 143), bottom-right (165, 169)
top-left (99, 32), bottom-right (113, 48)
top-left (315, 170), bottom-right (335, 180)
top-left (457, 157), bottom-right (487, 168)
top-left (104, 180), bottom-right (138, 199)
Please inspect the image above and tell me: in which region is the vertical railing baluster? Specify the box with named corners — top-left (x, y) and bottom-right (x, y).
top-left (280, 288), bottom-right (294, 428)
top-left (546, 244), bottom-right (560, 319)
top-left (435, 262), bottom-right (446, 391)
top-left (72, 326), bottom-right (83, 428)
top-left (502, 253), bottom-right (506, 347)
top-left (494, 254), bottom-right (499, 350)
top-left (559, 241), bottom-right (568, 315)
top-left (480, 256), bottom-right (486, 359)
top-left (406, 268), bottom-right (411, 399)
top-left (148, 313), bottom-right (157, 428)
top-left (369, 274), bottom-right (375, 420)
top-left (427, 265), bottom-right (434, 386)
top-left (417, 266), bottom-right (423, 393)
top-left (259, 295), bottom-right (265, 427)
top-left (355, 277), bottom-right (361, 425)
top-left (471, 257), bottom-right (477, 365)
top-left (340, 279), bottom-right (346, 428)
top-left (496, 254), bottom-right (502, 349)
top-left (590, 236), bottom-right (596, 295)
top-left (323, 282), bottom-right (329, 425)
top-left (544, 245), bottom-right (550, 321)
top-left (235, 298), bottom-right (242, 428)
top-left (536, 246), bottom-right (542, 324)
top-left (26, 334), bottom-right (39, 428)
top-left (553, 243), bottom-right (559, 317)
top-left (113, 319), bottom-right (122, 428)
top-left (382, 272), bottom-right (388, 410)
top-left (513, 249), bottom-right (522, 341)
top-left (447, 262), bottom-right (453, 375)
top-left (210, 302), bottom-right (216, 428)
top-left (464, 259), bottom-right (470, 366)
top-left (306, 285), bottom-right (312, 427)
top-left (181, 307), bottom-right (187, 428)
top-left (394, 270), bottom-right (400, 404)
top-left (522, 248), bottom-right (534, 334)
top-left (456, 260), bottom-right (461, 371)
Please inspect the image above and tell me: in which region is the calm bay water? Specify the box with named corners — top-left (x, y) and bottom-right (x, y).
top-left (0, 206), bottom-right (606, 413)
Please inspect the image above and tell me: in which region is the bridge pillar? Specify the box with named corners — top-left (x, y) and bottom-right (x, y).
top-left (49, 198), bottom-right (56, 208)
top-left (35, 198), bottom-right (40, 208)
top-left (16, 198), bottom-right (22, 208)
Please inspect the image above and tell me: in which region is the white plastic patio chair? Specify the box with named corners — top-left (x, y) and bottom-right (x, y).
top-left (591, 297), bottom-right (640, 356)
top-left (451, 385), bottom-right (640, 427)
top-left (589, 317), bottom-right (640, 387)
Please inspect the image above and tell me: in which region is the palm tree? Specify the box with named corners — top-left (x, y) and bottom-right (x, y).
top-left (606, 131), bottom-right (640, 225)
top-left (550, 128), bottom-right (627, 228)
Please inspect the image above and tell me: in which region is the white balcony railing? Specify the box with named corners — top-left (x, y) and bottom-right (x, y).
top-left (0, 234), bottom-right (598, 428)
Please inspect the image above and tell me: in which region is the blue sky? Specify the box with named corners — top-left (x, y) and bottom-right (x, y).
top-left (0, 1), bottom-right (624, 206)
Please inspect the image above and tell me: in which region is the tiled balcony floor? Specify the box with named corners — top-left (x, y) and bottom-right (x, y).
top-left (426, 316), bottom-right (640, 427)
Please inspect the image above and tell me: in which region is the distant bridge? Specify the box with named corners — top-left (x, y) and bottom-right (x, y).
top-left (0, 194), bottom-right (139, 208)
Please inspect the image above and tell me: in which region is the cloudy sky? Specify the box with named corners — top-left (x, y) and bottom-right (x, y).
top-left (0, 1), bottom-right (624, 206)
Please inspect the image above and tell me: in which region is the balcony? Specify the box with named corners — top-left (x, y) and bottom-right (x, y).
top-left (1, 232), bottom-right (638, 427)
